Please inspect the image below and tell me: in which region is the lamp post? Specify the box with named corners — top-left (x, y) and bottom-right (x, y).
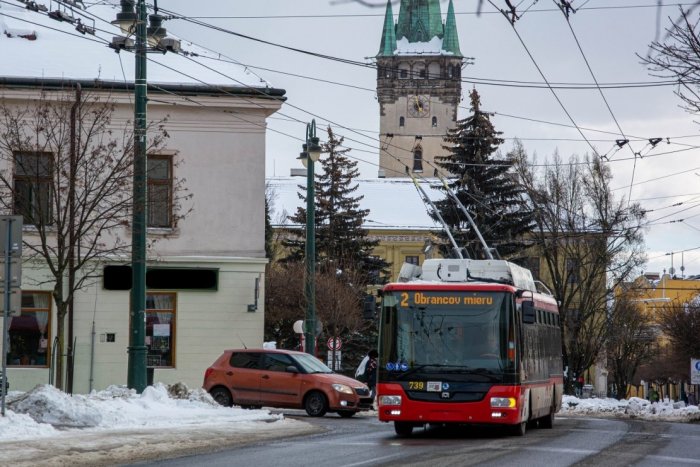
top-left (297, 120), bottom-right (322, 355)
top-left (111, 0), bottom-right (174, 392)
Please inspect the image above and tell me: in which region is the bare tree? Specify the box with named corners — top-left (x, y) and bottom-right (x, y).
top-left (642, 7), bottom-right (700, 116)
top-left (606, 290), bottom-right (657, 399)
top-left (656, 298), bottom-right (700, 381)
top-left (513, 150), bottom-right (647, 394)
top-left (0, 89), bottom-right (187, 391)
top-left (264, 261), bottom-right (371, 370)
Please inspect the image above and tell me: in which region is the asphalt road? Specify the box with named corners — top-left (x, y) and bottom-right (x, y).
top-left (131, 411), bottom-right (700, 467)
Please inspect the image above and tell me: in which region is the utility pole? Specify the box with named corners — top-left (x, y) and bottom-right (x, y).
top-left (127, 0), bottom-right (148, 392)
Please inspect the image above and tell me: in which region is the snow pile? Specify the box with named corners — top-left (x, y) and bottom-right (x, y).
top-left (9, 385), bottom-right (102, 427)
top-left (561, 395), bottom-right (700, 422)
top-left (0, 382), bottom-right (283, 441)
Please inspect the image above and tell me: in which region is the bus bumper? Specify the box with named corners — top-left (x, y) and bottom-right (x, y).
top-left (377, 383), bottom-right (527, 426)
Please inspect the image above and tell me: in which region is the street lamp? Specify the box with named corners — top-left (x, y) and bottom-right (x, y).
top-left (110, 0), bottom-right (180, 393)
top-left (297, 120), bottom-right (322, 355)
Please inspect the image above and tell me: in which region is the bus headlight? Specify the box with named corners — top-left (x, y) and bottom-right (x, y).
top-left (490, 397), bottom-right (516, 408)
top-left (332, 384), bottom-right (354, 395)
top-left (379, 395), bottom-right (402, 406)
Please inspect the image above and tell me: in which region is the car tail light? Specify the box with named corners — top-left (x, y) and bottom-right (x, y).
top-left (204, 367), bottom-right (214, 380)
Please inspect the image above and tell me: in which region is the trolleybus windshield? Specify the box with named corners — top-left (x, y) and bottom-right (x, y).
top-left (380, 291), bottom-right (516, 383)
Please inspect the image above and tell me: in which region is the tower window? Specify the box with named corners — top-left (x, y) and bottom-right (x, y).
top-left (399, 116), bottom-right (405, 127)
top-left (413, 148), bottom-right (423, 172)
top-left (432, 116), bottom-right (438, 127)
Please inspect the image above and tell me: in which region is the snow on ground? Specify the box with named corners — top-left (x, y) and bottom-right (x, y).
top-left (560, 395), bottom-right (700, 423)
top-left (1, 384), bottom-right (698, 443)
top-left (1, 384), bottom-right (699, 466)
top-left (0, 383), bottom-right (289, 441)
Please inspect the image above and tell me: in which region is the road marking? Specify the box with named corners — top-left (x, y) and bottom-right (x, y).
top-left (341, 453), bottom-right (405, 467)
top-left (647, 455), bottom-right (700, 465)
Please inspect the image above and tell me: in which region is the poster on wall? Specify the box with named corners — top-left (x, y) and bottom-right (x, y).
top-left (153, 324), bottom-right (170, 337)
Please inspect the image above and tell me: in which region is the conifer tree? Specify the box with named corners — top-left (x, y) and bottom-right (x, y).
top-left (433, 89), bottom-right (534, 259)
top-left (285, 126), bottom-right (389, 284)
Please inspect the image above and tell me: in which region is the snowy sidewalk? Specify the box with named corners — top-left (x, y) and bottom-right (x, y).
top-left (0, 384), bottom-right (320, 466)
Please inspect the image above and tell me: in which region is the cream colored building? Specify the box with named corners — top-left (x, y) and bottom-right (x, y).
top-left (0, 2), bottom-right (284, 392)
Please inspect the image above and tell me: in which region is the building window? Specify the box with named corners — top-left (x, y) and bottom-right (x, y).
top-left (399, 116), bottom-right (405, 127)
top-left (399, 67), bottom-right (409, 79)
top-left (7, 292), bottom-right (51, 367)
top-left (566, 258), bottom-right (580, 284)
top-left (432, 116), bottom-right (438, 127)
top-left (147, 155), bottom-right (173, 228)
top-left (419, 68), bottom-right (426, 79)
top-left (405, 255), bottom-right (420, 266)
top-left (146, 292), bottom-right (176, 368)
top-left (13, 152), bottom-right (53, 226)
top-left (413, 148), bottom-right (423, 172)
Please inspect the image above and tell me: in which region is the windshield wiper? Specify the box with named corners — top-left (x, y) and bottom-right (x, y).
top-left (396, 364), bottom-right (467, 379)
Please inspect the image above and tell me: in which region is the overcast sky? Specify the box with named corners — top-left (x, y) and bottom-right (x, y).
top-left (155, 1), bottom-right (700, 276)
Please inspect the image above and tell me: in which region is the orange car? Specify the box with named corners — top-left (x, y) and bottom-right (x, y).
top-left (203, 348), bottom-right (373, 417)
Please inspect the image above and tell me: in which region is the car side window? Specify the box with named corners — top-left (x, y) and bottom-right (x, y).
top-left (262, 353), bottom-right (294, 372)
top-left (229, 352), bottom-right (261, 369)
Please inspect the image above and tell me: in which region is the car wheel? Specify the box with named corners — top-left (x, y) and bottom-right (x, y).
top-left (394, 421), bottom-right (413, 437)
top-left (209, 387), bottom-right (233, 407)
top-left (337, 410), bottom-right (357, 418)
top-left (304, 391), bottom-right (328, 417)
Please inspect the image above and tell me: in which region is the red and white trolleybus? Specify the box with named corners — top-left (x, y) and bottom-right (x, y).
top-left (376, 258), bottom-right (563, 437)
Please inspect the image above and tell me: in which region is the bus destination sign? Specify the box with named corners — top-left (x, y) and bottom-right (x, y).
top-left (399, 292), bottom-right (494, 307)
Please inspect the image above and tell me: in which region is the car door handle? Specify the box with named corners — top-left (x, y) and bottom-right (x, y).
top-left (226, 371), bottom-right (233, 376)
top-left (262, 375), bottom-right (270, 379)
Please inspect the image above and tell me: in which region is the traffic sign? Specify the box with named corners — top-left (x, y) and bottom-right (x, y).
top-left (0, 216), bottom-right (22, 256)
top-left (0, 259), bottom-right (21, 287)
top-left (0, 288), bottom-right (22, 317)
top-left (327, 337), bottom-right (342, 351)
top-left (327, 350), bottom-right (341, 369)
top-left (692, 358), bottom-right (700, 385)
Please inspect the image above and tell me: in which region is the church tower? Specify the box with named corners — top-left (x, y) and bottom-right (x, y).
top-left (376, 0), bottom-right (463, 178)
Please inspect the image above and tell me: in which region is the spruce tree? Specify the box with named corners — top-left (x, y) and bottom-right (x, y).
top-left (433, 88), bottom-right (534, 259)
top-left (285, 126), bottom-right (389, 284)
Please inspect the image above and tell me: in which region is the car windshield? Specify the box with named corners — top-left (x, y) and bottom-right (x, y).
top-left (294, 353), bottom-right (334, 374)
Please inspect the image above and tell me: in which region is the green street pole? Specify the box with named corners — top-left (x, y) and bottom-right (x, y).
top-left (304, 125), bottom-right (316, 356)
top-left (127, 0), bottom-right (147, 392)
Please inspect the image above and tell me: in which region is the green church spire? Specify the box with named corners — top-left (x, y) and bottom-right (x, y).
top-left (442, 0), bottom-right (462, 56)
top-left (396, 0), bottom-right (443, 43)
top-left (377, 0), bottom-right (397, 57)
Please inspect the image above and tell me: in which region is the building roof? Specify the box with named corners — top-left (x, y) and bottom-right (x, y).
top-left (378, 0), bottom-right (461, 57)
top-left (267, 177), bottom-right (444, 231)
top-left (0, 1), bottom-right (283, 96)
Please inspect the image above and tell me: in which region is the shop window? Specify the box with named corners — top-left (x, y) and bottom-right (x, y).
top-left (7, 292), bottom-right (51, 367)
top-left (13, 152), bottom-right (53, 226)
top-left (147, 154), bottom-right (173, 228)
top-left (145, 292), bottom-right (176, 368)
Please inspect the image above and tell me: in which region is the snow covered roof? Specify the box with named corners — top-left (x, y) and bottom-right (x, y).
top-left (0, 1), bottom-right (280, 93)
top-left (267, 177), bottom-right (443, 231)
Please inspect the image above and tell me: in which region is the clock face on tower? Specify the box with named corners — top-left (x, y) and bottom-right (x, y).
top-left (408, 95), bottom-right (430, 117)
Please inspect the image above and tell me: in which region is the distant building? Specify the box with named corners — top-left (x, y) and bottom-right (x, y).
top-left (268, 177), bottom-right (441, 281)
top-left (0, 2), bottom-right (284, 392)
top-left (376, 0), bottom-right (463, 178)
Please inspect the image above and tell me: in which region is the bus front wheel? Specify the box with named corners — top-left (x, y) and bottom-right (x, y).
top-left (512, 421), bottom-right (527, 436)
top-left (394, 421), bottom-right (413, 437)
